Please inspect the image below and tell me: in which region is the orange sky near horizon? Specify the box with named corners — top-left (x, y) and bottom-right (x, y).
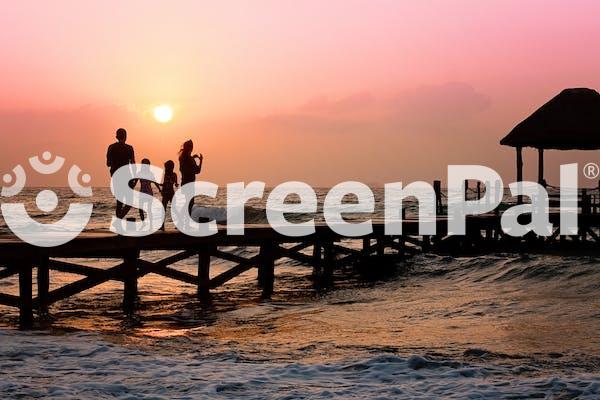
top-left (1, 0), bottom-right (600, 187)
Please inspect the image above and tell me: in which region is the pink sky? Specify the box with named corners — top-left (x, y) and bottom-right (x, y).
top-left (1, 0), bottom-right (600, 186)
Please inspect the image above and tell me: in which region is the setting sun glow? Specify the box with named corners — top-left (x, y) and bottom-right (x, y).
top-left (153, 105), bottom-right (173, 123)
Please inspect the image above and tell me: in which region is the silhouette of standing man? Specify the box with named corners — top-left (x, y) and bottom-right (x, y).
top-left (107, 128), bottom-right (135, 218)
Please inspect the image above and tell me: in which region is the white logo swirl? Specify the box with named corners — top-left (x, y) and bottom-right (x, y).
top-left (1, 151), bottom-right (93, 247)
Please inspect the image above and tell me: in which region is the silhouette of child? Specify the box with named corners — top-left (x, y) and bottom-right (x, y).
top-left (161, 160), bottom-right (179, 230)
top-left (138, 159), bottom-right (161, 222)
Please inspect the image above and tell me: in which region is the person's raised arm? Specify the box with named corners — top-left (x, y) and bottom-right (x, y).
top-left (194, 154), bottom-right (203, 174)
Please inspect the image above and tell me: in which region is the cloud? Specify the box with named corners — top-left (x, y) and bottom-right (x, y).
top-left (256, 82), bottom-right (491, 134)
top-left (299, 92), bottom-right (375, 114)
top-left (390, 82), bottom-right (491, 121)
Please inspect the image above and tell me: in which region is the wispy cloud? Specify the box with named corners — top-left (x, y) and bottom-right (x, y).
top-left (255, 82), bottom-right (490, 135)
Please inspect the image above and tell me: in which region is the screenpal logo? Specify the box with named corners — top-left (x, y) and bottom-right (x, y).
top-left (0, 156), bottom-right (582, 247)
top-left (110, 163), bottom-right (579, 239)
top-left (0, 152), bottom-right (93, 247)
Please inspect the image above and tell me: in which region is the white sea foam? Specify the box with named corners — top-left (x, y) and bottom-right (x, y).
top-left (1, 331), bottom-right (598, 399)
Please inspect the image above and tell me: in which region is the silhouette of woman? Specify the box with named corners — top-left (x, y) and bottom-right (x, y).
top-left (178, 140), bottom-right (203, 214)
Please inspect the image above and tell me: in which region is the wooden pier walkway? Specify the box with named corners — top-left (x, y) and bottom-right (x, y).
top-left (1, 214), bottom-right (600, 329)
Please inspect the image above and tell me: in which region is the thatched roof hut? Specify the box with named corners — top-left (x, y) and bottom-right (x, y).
top-left (501, 88), bottom-right (600, 150)
top-left (500, 88), bottom-right (600, 192)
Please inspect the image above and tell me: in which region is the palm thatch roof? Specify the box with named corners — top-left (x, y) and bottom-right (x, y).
top-left (500, 88), bottom-right (600, 150)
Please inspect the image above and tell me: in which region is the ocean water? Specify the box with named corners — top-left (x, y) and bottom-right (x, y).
top-left (0, 188), bottom-right (599, 398)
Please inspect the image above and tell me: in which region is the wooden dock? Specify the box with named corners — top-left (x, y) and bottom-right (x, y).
top-left (1, 214), bottom-right (600, 329)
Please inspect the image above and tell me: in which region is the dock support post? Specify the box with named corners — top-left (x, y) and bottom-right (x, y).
top-left (19, 263), bottom-right (33, 329)
top-left (582, 189), bottom-right (591, 215)
top-left (422, 235), bottom-right (431, 252)
top-left (37, 255), bottom-right (50, 316)
top-left (123, 250), bottom-right (139, 314)
top-left (362, 237), bottom-right (370, 257)
top-left (376, 237), bottom-right (384, 257)
top-left (495, 180), bottom-right (502, 214)
top-left (398, 236), bottom-right (405, 257)
top-left (433, 180), bottom-right (443, 214)
top-left (322, 241), bottom-right (334, 286)
top-left (361, 237), bottom-right (371, 267)
top-left (581, 189), bottom-right (590, 241)
top-left (485, 181), bottom-right (490, 205)
top-left (259, 242), bottom-right (275, 298)
top-left (312, 241), bottom-right (322, 277)
top-left (598, 180), bottom-right (600, 214)
top-left (198, 246), bottom-right (212, 301)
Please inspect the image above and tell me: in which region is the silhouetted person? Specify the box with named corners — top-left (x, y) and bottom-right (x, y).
top-left (160, 160), bottom-right (179, 231)
top-left (107, 128), bottom-right (135, 218)
top-left (138, 158), bottom-right (161, 223)
top-left (178, 140), bottom-right (203, 214)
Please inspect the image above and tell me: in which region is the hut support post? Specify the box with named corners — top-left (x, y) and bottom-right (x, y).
top-left (495, 180), bottom-right (502, 214)
top-left (538, 148), bottom-right (544, 186)
top-left (516, 146), bottom-right (523, 204)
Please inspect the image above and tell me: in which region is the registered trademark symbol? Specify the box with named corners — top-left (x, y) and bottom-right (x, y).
top-left (583, 162), bottom-right (600, 179)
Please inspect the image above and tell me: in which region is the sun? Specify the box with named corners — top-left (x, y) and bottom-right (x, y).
top-left (153, 105), bottom-right (173, 123)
